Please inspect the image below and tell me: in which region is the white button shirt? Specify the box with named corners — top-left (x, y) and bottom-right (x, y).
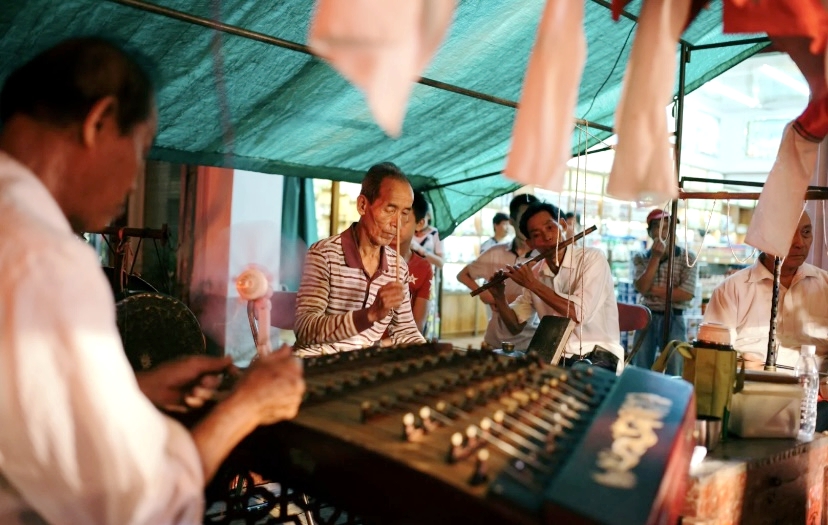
top-left (0, 152), bottom-right (204, 525)
top-left (510, 246), bottom-right (624, 370)
top-left (463, 242), bottom-right (538, 350)
top-left (704, 260), bottom-right (828, 371)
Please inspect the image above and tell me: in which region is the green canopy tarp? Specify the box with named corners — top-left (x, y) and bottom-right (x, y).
top-left (0, 0), bottom-right (766, 235)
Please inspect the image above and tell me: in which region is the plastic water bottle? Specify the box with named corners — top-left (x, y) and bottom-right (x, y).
top-left (795, 344), bottom-right (819, 441)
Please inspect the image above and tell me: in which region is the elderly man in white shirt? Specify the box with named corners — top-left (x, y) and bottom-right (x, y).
top-left (0, 38), bottom-right (304, 525)
top-left (491, 202), bottom-right (623, 372)
top-left (704, 211), bottom-right (828, 371)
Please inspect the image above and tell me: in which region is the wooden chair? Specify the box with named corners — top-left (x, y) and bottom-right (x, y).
top-left (618, 302), bottom-right (652, 366)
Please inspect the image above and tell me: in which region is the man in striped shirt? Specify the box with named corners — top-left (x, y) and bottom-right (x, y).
top-left (295, 163), bottom-right (426, 355)
top-left (630, 209), bottom-right (698, 374)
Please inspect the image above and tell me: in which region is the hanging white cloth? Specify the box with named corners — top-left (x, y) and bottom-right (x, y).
top-left (308, 0), bottom-right (455, 137)
top-left (605, 0), bottom-right (692, 204)
top-left (504, 0), bottom-right (586, 191)
top-left (745, 123), bottom-right (819, 257)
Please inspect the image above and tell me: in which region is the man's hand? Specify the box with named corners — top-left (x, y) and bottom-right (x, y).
top-left (651, 239), bottom-right (667, 259)
top-left (367, 281), bottom-right (405, 322)
top-left (504, 263), bottom-right (538, 289)
top-left (488, 271), bottom-right (507, 302)
top-left (229, 344), bottom-right (305, 426)
top-left (649, 285), bottom-right (667, 299)
top-left (136, 355), bottom-right (236, 413)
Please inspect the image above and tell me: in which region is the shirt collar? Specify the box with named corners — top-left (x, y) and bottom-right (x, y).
top-left (560, 245), bottom-right (575, 268)
top-left (747, 258), bottom-right (817, 284)
top-left (538, 245), bottom-right (574, 275)
top-left (341, 222), bottom-right (389, 274)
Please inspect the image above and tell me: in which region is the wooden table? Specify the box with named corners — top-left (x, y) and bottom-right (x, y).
top-left (682, 435), bottom-right (828, 524)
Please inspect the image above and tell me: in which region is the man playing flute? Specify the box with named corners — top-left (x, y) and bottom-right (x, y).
top-left (490, 202), bottom-right (624, 372)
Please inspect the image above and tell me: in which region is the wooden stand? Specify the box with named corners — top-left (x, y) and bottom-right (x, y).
top-left (682, 435), bottom-right (828, 523)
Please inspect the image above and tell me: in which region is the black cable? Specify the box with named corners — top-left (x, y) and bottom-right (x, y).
top-left (582, 22), bottom-right (636, 120)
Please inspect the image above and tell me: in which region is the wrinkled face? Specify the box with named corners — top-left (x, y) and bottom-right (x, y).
top-left (358, 178), bottom-right (414, 247)
top-left (784, 212), bottom-right (813, 270)
top-left (525, 210), bottom-right (565, 252)
top-left (70, 105), bottom-right (157, 231)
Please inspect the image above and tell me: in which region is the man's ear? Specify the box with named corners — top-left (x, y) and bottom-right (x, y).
top-left (81, 96), bottom-right (118, 147)
top-left (356, 194), bottom-right (368, 216)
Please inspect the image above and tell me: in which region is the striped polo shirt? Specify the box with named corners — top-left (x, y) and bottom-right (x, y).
top-left (294, 223), bottom-right (426, 355)
top-left (631, 246), bottom-right (698, 312)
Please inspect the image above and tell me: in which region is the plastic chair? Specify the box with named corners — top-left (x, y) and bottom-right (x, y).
top-left (270, 291), bottom-right (298, 330)
top-left (618, 302), bottom-right (652, 365)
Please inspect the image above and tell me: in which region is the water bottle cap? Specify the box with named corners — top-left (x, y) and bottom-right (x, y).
top-left (801, 344), bottom-right (816, 356)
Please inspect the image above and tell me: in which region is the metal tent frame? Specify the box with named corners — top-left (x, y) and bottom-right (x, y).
top-left (664, 177), bottom-right (828, 370)
top-left (106, 0), bottom-right (769, 193)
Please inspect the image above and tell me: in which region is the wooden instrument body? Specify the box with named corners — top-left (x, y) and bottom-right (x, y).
top-left (218, 344), bottom-right (695, 525)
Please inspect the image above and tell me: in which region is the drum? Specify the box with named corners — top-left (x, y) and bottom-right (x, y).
top-left (115, 292), bottom-right (206, 371)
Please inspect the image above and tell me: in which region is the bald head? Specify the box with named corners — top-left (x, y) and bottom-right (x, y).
top-left (760, 211), bottom-right (813, 273)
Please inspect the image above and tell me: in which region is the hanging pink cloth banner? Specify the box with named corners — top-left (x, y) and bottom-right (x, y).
top-left (308, 0), bottom-right (455, 137)
top-left (605, 0), bottom-right (692, 204)
top-left (745, 123), bottom-right (818, 256)
top-left (743, 35), bottom-right (826, 256)
top-left (504, 0), bottom-right (586, 191)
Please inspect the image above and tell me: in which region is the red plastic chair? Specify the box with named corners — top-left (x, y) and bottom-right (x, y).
top-left (618, 302), bottom-right (652, 365)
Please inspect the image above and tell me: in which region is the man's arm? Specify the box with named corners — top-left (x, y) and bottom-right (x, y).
top-left (413, 230), bottom-right (445, 268)
top-left (190, 346), bottom-right (304, 481)
top-left (294, 247), bottom-right (371, 346)
top-left (633, 242), bottom-right (666, 295)
top-left (649, 256), bottom-right (699, 304)
top-left (457, 252), bottom-right (496, 305)
top-left (490, 277), bottom-right (528, 335)
top-left (506, 263), bottom-right (581, 322)
top-left (412, 297), bottom-right (429, 333)
top-left (410, 260), bottom-right (433, 332)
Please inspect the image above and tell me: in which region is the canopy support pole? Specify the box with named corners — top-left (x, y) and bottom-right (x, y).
top-left (663, 42), bottom-right (689, 349)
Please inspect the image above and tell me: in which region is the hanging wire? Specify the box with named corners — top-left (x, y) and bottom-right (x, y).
top-left (582, 23), bottom-right (636, 119)
top-left (579, 126), bottom-right (588, 358)
top-left (569, 125), bottom-right (588, 357)
top-left (725, 199), bottom-right (757, 264)
top-left (682, 199), bottom-right (717, 268)
top-left (579, 125), bottom-right (617, 156)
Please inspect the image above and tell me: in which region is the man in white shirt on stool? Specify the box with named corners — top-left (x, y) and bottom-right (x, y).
top-left (490, 202), bottom-right (624, 372)
top-left (704, 211), bottom-right (828, 371)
